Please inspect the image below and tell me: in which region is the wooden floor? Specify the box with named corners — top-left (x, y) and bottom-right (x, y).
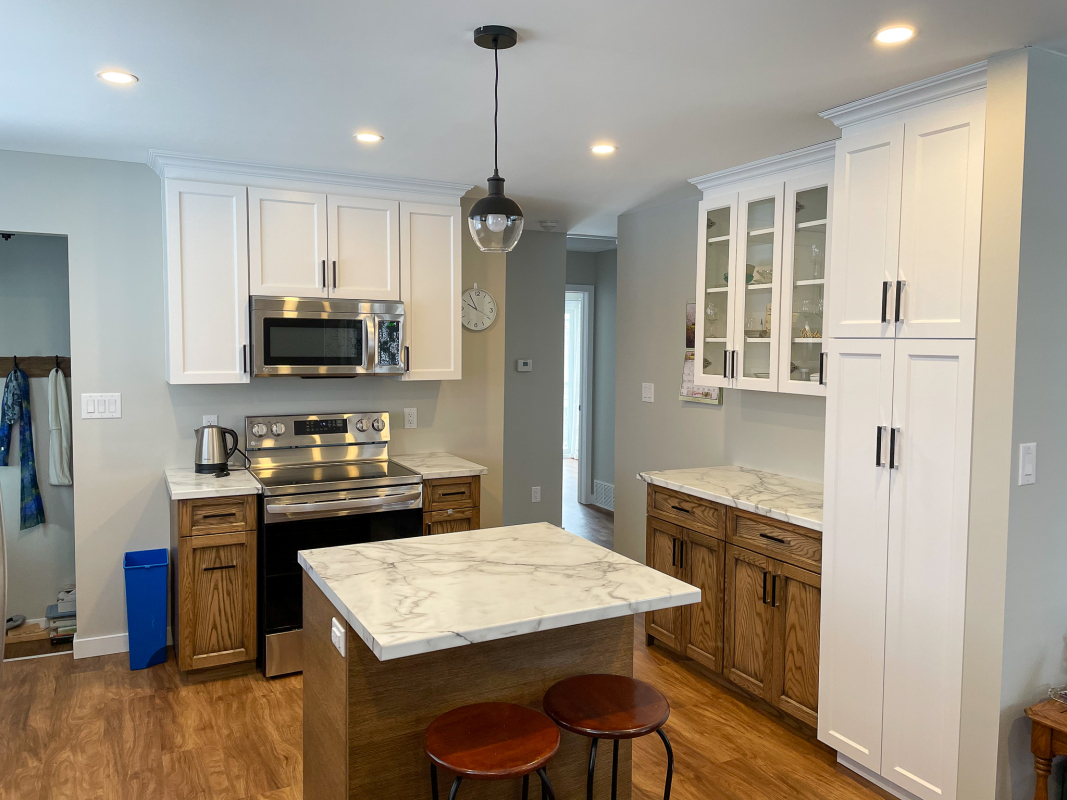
top-left (0, 616), bottom-right (889, 800)
top-left (561, 457), bottom-right (614, 550)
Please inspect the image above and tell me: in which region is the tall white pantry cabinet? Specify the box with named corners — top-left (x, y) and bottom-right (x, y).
top-left (818, 63), bottom-right (986, 800)
top-left (152, 153), bottom-right (468, 384)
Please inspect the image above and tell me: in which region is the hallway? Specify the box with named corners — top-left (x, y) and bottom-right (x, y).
top-left (561, 458), bottom-right (614, 550)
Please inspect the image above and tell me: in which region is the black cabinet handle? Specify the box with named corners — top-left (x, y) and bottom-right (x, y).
top-left (881, 281), bottom-right (891, 323)
top-left (404, 345), bottom-right (410, 373)
top-left (895, 280), bottom-right (905, 323)
top-left (890, 427), bottom-right (900, 469)
top-left (759, 532), bottom-right (786, 545)
top-left (203, 564), bottom-right (237, 572)
top-left (670, 505), bottom-right (692, 514)
top-left (762, 571), bottom-right (769, 604)
top-left (679, 541), bottom-right (685, 570)
top-left (671, 539), bottom-right (677, 567)
top-left (771, 575), bottom-right (779, 608)
top-left (441, 491), bottom-right (465, 497)
top-left (875, 425), bottom-right (886, 467)
top-left (242, 344), bottom-right (247, 374)
top-left (202, 511), bottom-right (237, 519)
top-left (819, 351), bottom-right (827, 386)
top-left (321, 259), bottom-right (326, 288)
top-left (731, 350), bottom-right (737, 379)
top-left (723, 351), bottom-right (729, 379)
top-left (332, 260), bottom-right (338, 290)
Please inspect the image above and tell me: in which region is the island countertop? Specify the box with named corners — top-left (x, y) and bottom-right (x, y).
top-left (298, 523), bottom-right (700, 661)
top-left (638, 465), bottom-right (823, 531)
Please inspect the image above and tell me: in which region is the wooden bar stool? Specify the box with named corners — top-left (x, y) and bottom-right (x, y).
top-left (424, 702), bottom-right (560, 800)
top-left (543, 674), bottom-right (674, 800)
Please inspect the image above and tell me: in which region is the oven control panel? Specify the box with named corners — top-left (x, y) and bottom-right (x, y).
top-left (245, 412), bottom-right (390, 450)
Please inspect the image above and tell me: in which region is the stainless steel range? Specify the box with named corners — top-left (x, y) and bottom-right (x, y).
top-left (246, 411), bottom-right (422, 677)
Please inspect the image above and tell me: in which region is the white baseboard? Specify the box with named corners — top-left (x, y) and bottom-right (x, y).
top-left (837, 754), bottom-right (922, 800)
top-left (593, 480), bottom-right (615, 511)
top-left (73, 631), bottom-right (128, 659)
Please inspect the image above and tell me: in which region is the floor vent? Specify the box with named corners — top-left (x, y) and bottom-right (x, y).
top-left (593, 481), bottom-right (615, 511)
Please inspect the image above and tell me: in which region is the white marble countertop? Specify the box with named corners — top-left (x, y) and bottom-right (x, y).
top-left (390, 452), bottom-right (488, 480)
top-left (298, 523), bottom-right (700, 661)
top-left (638, 465), bottom-right (823, 531)
top-left (165, 468), bottom-right (262, 500)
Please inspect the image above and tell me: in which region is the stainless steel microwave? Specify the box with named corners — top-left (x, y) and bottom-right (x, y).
top-left (251, 297), bottom-right (406, 377)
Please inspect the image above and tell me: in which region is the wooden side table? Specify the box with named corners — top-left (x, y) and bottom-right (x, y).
top-left (1026, 699), bottom-right (1067, 799)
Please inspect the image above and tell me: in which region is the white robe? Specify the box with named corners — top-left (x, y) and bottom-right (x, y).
top-left (47, 368), bottom-right (72, 486)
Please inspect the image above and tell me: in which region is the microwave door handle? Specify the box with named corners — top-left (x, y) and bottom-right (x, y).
top-left (366, 317), bottom-right (376, 372)
top-left (265, 489), bottom-right (423, 515)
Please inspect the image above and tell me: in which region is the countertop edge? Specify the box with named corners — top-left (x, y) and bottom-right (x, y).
top-left (164, 468), bottom-right (263, 501)
top-left (390, 452), bottom-right (489, 480)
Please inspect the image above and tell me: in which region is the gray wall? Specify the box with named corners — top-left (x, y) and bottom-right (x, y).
top-left (0, 233), bottom-right (71, 357)
top-left (614, 194), bottom-right (825, 563)
top-left (0, 149), bottom-right (507, 650)
top-left (504, 229), bottom-right (567, 525)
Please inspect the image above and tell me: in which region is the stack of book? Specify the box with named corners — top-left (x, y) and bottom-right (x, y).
top-left (47, 585), bottom-right (76, 645)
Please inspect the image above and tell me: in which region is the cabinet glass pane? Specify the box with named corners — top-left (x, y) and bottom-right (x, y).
top-left (743, 198), bottom-right (775, 379)
top-left (703, 204), bottom-right (732, 378)
top-left (788, 186), bottom-right (827, 384)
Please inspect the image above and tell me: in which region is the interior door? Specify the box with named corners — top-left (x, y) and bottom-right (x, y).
top-left (327, 194), bottom-right (400, 300)
top-left (771, 561), bottom-right (821, 727)
top-left (724, 544), bottom-right (776, 700)
top-left (826, 123), bottom-right (904, 338)
top-left (879, 339), bottom-right (975, 800)
top-left (896, 98), bottom-right (985, 339)
top-left (817, 338), bottom-right (894, 771)
top-left (694, 193), bottom-right (738, 388)
top-left (248, 187), bottom-right (328, 297)
top-left (683, 530), bottom-right (725, 672)
top-left (733, 183), bottom-right (784, 392)
top-left (646, 517), bottom-right (685, 651)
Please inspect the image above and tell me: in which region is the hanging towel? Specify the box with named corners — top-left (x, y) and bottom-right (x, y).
top-left (0, 368), bottom-right (45, 530)
top-left (48, 367), bottom-right (72, 486)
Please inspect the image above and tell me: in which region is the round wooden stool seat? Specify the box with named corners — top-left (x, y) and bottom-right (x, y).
top-left (424, 702), bottom-right (560, 780)
top-left (543, 674), bottom-right (670, 739)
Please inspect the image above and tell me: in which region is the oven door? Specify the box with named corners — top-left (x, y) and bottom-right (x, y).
top-left (264, 483), bottom-right (422, 522)
top-left (371, 313), bottom-right (406, 375)
top-left (252, 302), bottom-right (371, 377)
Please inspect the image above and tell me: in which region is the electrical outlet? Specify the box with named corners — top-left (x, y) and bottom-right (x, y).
top-left (532, 486), bottom-right (541, 503)
top-left (404, 408), bottom-right (417, 429)
top-left (642, 383), bottom-right (654, 403)
top-left (330, 617), bottom-right (346, 657)
top-left (1019, 443), bottom-right (1037, 485)
top-left (81, 393), bottom-right (121, 419)
top-left (203, 414), bottom-right (218, 426)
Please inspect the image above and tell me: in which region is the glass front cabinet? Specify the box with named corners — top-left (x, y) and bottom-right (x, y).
top-left (693, 148), bottom-right (833, 397)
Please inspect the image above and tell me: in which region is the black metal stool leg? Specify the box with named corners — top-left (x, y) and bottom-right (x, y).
top-left (611, 739), bottom-right (619, 800)
top-left (448, 775), bottom-right (463, 800)
top-left (537, 767), bottom-right (556, 800)
top-left (586, 738), bottom-right (599, 800)
top-left (656, 728), bottom-right (674, 800)
top-left (430, 763), bottom-right (439, 800)
top-left (522, 773), bottom-right (530, 800)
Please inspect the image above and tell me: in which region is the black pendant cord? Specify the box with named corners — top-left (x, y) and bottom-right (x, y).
top-left (493, 43), bottom-right (500, 176)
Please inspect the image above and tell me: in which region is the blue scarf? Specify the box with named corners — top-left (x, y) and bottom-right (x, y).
top-left (0, 367), bottom-right (46, 530)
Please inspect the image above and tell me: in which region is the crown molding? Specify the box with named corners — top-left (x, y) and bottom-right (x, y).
top-left (821, 61), bottom-right (987, 129)
top-left (147, 151), bottom-right (474, 200)
top-left (566, 234), bottom-right (618, 252)
top-left (689, 141), bottom-right (836, 193)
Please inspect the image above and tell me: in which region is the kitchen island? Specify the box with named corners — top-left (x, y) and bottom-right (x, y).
top-left (298, 523), bottom-right (699, 800)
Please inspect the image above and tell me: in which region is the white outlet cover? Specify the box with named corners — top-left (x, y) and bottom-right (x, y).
top-left (1019, 443), bottom-right (1037, 486)
top-left (203, 414), bottom-right (219, 426)
top-left (641, 383), bottom-right (654, 403)
top-left (404, 408), bottom-right (417, 429)
top-left (532, 486), bottom-right (541, 502)
top-left (331, 617), bottom-right (346, 657)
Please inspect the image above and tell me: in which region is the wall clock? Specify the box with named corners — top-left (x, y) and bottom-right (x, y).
top-left (461, 284), bottom-right (497, 331)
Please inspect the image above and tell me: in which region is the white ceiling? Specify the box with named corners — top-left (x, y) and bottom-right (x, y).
top-left (3, 2), bottom-right (1066, 236)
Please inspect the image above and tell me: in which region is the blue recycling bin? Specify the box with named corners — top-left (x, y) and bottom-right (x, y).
top-left (123, 548), bottom-right (169, 670)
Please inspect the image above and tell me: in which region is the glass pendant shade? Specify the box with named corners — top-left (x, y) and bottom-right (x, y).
top-left (468, 173), bottom-right (524, 253)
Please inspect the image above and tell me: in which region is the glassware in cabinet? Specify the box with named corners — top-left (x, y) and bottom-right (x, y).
top-left (696, 197), bottom-right (736, 386)
top-left (735, 187), bottom-right (783, 390)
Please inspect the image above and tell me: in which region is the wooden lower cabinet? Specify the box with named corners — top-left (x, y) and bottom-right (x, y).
top-left (724, 545), bottom-right (777, 698)
top-left (422, 475), bottom-right (481, 535)
top-left (772, 561), bottom-right (821, 727)
top-left (645, 517), bottom-right (686, 651)
top-left (682, 531), bottom-right (725, 672)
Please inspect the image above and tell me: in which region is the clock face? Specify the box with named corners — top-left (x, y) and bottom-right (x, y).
top-left (461, 288), bottom-right (497, 331)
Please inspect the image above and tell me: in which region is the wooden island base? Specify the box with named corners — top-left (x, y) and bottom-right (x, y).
top-left (303, 571), bottom-right (635, 800)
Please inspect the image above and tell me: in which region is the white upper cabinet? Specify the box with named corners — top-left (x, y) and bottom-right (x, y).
top-left (163, 180), bottom-right (250, 384)
top-left (825, 91), bottom-right (985, 339)
top-left (400, 202), bottom-right (462, 381)
top-left (328, 194), bottom-right (400, 301)
top-left (694, 192), bottom-right (738, 389)
top-left (734, 183), bottom-right (784, 392)
top-left (248, 187), bottom-right (328, 297)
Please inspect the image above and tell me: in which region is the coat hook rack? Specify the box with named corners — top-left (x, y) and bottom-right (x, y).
top-left (2, 355), bottom-right (71, 379)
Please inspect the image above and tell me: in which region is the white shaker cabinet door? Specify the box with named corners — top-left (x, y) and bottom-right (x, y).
top-left (164, 180), bottom-right (250, 384)
top-left (327, 194), bottom-right (400, 301)
top-left (826, 124), bottom-right (904, 339)
top-left (896, 100), bottom-right (985, 339)
top-left (400, 202), bottom-right (462, 381)
top-left (817, 338), bottom-right (895, 772)
top-left (248, 187), bottom-right (328, 298)
top-left (880, 339), bottom-right (974, 800)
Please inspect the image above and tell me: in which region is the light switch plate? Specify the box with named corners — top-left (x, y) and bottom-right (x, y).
top-left (404, 408), bottom-right (417, 429)
top-left (203, 414), bottom-right (218, 426)
top-left (641, 383), bottom-right (654, 403)
top-left (517, 359), bottom-right (533, 372)
top-left (330, 617), bottom-right (346, 657)
top-left (1019, 443), bottom-right (1037, 485)
top-left (81, 393), bottom-right (121, 419)
top-left (531, 486), bottom-right (541, 503)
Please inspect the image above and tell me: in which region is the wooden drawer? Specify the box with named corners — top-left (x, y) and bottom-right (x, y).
top-left (424, 476), bottom-right (479, 512)
top-left (647, 484), bottom-right (724, 539)
top-left (424, 507), bottom-right (480, 535)
top-left (727, 509), bottom-right (821, 574)
top-left (179, 495), bottom-right (257, 536)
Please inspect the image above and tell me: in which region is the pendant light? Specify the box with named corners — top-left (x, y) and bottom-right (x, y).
top-left (468, 25), bottom-right (524, 253)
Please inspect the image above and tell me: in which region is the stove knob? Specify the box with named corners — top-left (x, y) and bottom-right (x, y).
top-left (372, 417), bottom-right (385, 432)
top-left (270, 422), bottom-right (286, 437)
top-left (354, 418), bottom-right (368, 432)
top-left (251, 423), bottom-right (267, 437)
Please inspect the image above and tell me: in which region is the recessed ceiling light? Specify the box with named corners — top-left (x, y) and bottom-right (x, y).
top-left (355, 132), bottom-right (384, 143)
top-left (97, 70), bottom-right (138, 84)
top-left (874, 25), bottom-right (916, 44)
top-left (591, 144), bottom-right (617, 155)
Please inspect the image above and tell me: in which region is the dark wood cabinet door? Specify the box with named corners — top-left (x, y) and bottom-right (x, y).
top-left (684, 531), bottom-right (725, 672)
top-left (178, 530), bottom-right (256, 671)
top-left (724, 544), bottom-right (776, 701)
top-left (771, 561), bottom-right (821, 727)
top-left (424, 507), bottom-right (479, 535)
top-left (646, 517), bottom-right (685, 651)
